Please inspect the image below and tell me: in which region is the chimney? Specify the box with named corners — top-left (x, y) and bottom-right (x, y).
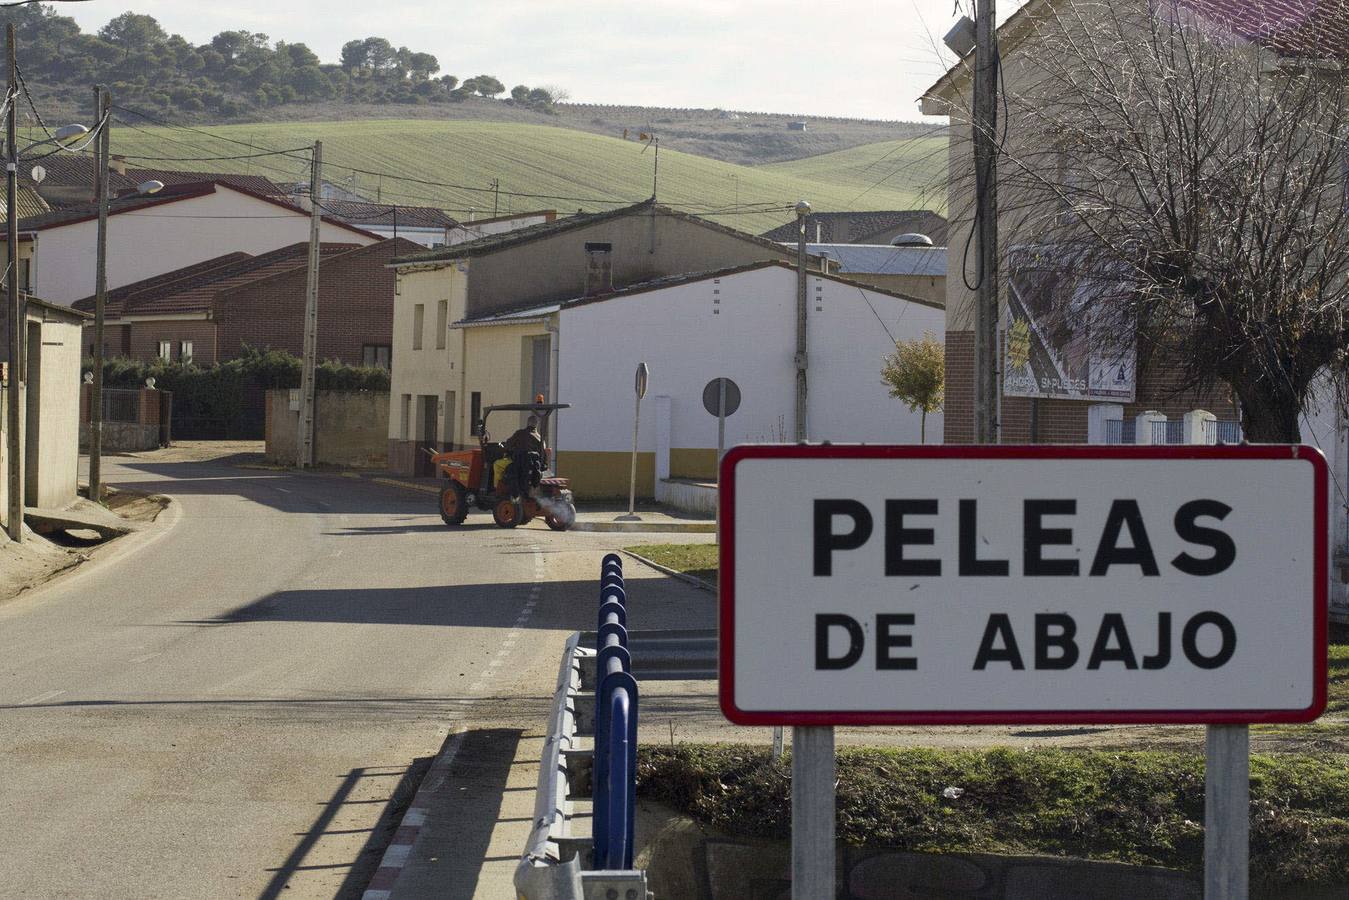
top-left (583, 241), bottom-right (613, 296)
top-left (108, 155), bottom-right (127, 176)
top-left (815, 222), bottom-right (822, 243)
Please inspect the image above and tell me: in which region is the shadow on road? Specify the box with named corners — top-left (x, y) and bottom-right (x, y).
top-left (169, 580), bottom-right (716, 632)
top-left (258, 750), bottom-right (439, 899)
top-left (112, 459), bottom-right (431, 516)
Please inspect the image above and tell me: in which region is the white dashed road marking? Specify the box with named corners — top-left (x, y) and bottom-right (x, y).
top-left (19, 690), bottom-right (65, 705)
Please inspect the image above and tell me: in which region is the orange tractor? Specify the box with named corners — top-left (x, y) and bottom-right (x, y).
top-left (429, 403), bottom-right (578, 531)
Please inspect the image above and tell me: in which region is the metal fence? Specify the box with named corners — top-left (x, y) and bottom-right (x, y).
top-left (101, 388), bottom-right (142, 423)
top-left (1103, 416), bottom-right (1242, 445)
top-left (1205, 419), bottom-right (1245, 444)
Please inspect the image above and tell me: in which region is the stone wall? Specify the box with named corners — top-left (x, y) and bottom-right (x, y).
top-left (266, 390), bottom-right (389, 468)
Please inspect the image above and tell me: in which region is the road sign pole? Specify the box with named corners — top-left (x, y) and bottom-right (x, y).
top-left (1204, 724), bottom-right (1249, 900)
top-left (791, 725), bottom-right (834, 899)
top-left (627, 392), bottom-right (640, 516)
top-left (717, 378), bottom-right (727, 464)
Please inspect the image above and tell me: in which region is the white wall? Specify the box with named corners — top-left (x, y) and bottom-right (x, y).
top-left (557, 265), bottom-right (945, 455)
top-left (34, 186), bottom-right (377, 304)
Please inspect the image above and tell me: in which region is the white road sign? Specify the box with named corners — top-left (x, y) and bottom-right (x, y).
top-left (719, 445), bottom-right (1328, 726)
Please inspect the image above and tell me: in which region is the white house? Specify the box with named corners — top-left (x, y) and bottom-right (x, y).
top-left (14, 181), bottom-right (379, 304)
top-left (450, 260), bottom-right (945, 502)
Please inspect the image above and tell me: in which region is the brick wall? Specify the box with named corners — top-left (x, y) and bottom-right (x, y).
top-left (124, 321), bottom-right (219, 365)
top-left (944, 330), bottom-right (1240, 444)
top-left (216, 238), bottom-right (417, 365)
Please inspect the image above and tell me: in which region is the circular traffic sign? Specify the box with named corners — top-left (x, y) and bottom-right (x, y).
top-left (702, 378), bottom-right (741, 417)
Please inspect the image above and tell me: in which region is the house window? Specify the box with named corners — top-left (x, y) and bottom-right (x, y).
top-left (412, 303), bottom-right (425, 350)
top-left (362, 344), bottom-right (391, 369)
top-left (470, 391), bottom-right (482, 436)
top-left (436, 300), bottom-right (448, 349)
top-left (157, 340), bottom-right (172, 361)
top-left (400, 394), bottom-right (411, 439)
top-left (180, 341), bottom-right (193, 363)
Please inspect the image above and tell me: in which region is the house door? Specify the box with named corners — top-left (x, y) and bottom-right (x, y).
top-left (415, 394), bottom-right (439, 477)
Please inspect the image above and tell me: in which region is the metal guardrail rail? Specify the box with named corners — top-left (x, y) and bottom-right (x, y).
top-left (515, 554), bottom-right (651, 900)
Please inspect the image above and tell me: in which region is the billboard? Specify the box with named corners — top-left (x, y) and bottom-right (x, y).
top-left (1003, 245), bottom-right (1136, 401)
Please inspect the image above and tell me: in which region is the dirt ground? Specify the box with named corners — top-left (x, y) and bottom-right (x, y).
top-left (0, 474), bottom-right (174, 605)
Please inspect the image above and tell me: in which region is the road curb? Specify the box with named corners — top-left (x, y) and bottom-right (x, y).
top-left (363, 729), bottom-right (467, 900)
top-left (371, 477), bottom-right (441, 496)
top-left (622, 549), bottom-right (716, 593)
top-left (573, 520), bottom-right (716, 533)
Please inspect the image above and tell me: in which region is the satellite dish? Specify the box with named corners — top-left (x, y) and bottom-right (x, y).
top-left (30, 165), bottom-right (45, 185)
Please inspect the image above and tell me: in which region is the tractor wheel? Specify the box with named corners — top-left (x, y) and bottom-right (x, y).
top-left (493, 498), bottom-right (524, 529)
top-left (545, 501), bottom-right (576, 532)
top-left (439, 481), bottom-right (468, 526)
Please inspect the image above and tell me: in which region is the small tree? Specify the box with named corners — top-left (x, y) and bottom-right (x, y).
top-left (881, 333), bottom-right (944, 443)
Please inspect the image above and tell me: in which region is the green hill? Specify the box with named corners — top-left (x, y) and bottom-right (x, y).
top-left (107, 119), bottom-right (943, 234)
top-left (765, 136), bottom-right (949, 210)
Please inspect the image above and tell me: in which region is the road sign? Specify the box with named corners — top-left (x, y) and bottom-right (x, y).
top-left (719, 444), bottom-right (1328, 726)
top-left (702, 378), bottom-right (740, 417)
top-left (635, 362), bottom-right (649, 400)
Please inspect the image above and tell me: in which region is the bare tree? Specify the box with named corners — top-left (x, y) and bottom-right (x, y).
top-left (948, 0), bottom-right (1349, 441)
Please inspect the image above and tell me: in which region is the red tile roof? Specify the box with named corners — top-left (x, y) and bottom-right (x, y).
top-left (71, 242), bottom-right (360, 319)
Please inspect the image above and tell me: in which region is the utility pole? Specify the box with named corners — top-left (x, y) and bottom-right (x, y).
top-left (4, 24), bottom-right (20, 542)
top-left (490, 178), bottom-right (500, 217)
top-left (296, 140), bottom-right (321, 468)
top-left (794, 200), bottom-right (810, 442)
top-left (89, 85), bottom-right (109, 504)
top-left (973, 0), bottom-right (1000, 445)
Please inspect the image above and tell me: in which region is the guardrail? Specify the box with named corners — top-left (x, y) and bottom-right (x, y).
top-left (515, 554), bottom-right (650, 900)
top-left (594, 554), bottom-right (639, 870)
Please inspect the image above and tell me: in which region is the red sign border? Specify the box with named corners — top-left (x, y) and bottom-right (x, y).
top-left (718, 443), bottom-right (1329, 726)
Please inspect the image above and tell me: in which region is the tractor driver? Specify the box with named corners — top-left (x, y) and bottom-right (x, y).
top-left (493, 415), bottom-right (546, 489)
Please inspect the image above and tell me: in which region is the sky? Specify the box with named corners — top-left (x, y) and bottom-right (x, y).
top-left (61, 0), bottom-right (980, 121)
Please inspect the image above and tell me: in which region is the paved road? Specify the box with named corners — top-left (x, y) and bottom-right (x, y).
top-left (0, 449), bottom-right (715, 899)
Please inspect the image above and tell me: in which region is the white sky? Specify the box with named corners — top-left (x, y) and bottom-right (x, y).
top-left (62, 0), bottom-right (984, 121)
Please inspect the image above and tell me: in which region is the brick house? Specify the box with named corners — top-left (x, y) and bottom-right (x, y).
top-left (70, 239), bottom-right (416, 367)
top-left (215, 238), bottom-right (421, 366)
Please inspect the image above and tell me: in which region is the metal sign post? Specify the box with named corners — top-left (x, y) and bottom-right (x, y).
top-left (701, 377), bottom-right (741, 465)
top-left (718, 444), bottom-right (1328, 899)
top-left (1205, 724), bottom-right (1249, 899)
top-left (792, 725), bottom-right (834, 898)
top-left (622, 363), bottom-right (649, 520)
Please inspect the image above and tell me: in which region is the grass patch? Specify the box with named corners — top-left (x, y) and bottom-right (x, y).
top-left (625, 543), bottom-right (717, 583)
top-left (638, 744), bottom-right (1349, 886)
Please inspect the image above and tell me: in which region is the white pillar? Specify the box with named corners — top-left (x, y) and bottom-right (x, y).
top-left (654, 394), bottom-right (671, 503)
top-left (1135, 411), bottom-right (1167, 446)
top-left (1184, 409), bottom-right (1217, 445)
top-left (1087, 403), bottom-right (1124, 444)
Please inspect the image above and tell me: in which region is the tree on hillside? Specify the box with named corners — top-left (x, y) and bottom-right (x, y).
top-left (882, 333), bottom-right (944, 444)
top-left (339, 38), bottom-right (368, 72)
top-left (977, 0), bottom-right (1349, 442)
top-left (466, 74), bottom-right (504, 97)
top-left (510, 84), bottom-right (529, 102)
top-left (362, 37), bottom-right (395, 73)
top-left (98, 12), bottom-right (164, 60)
